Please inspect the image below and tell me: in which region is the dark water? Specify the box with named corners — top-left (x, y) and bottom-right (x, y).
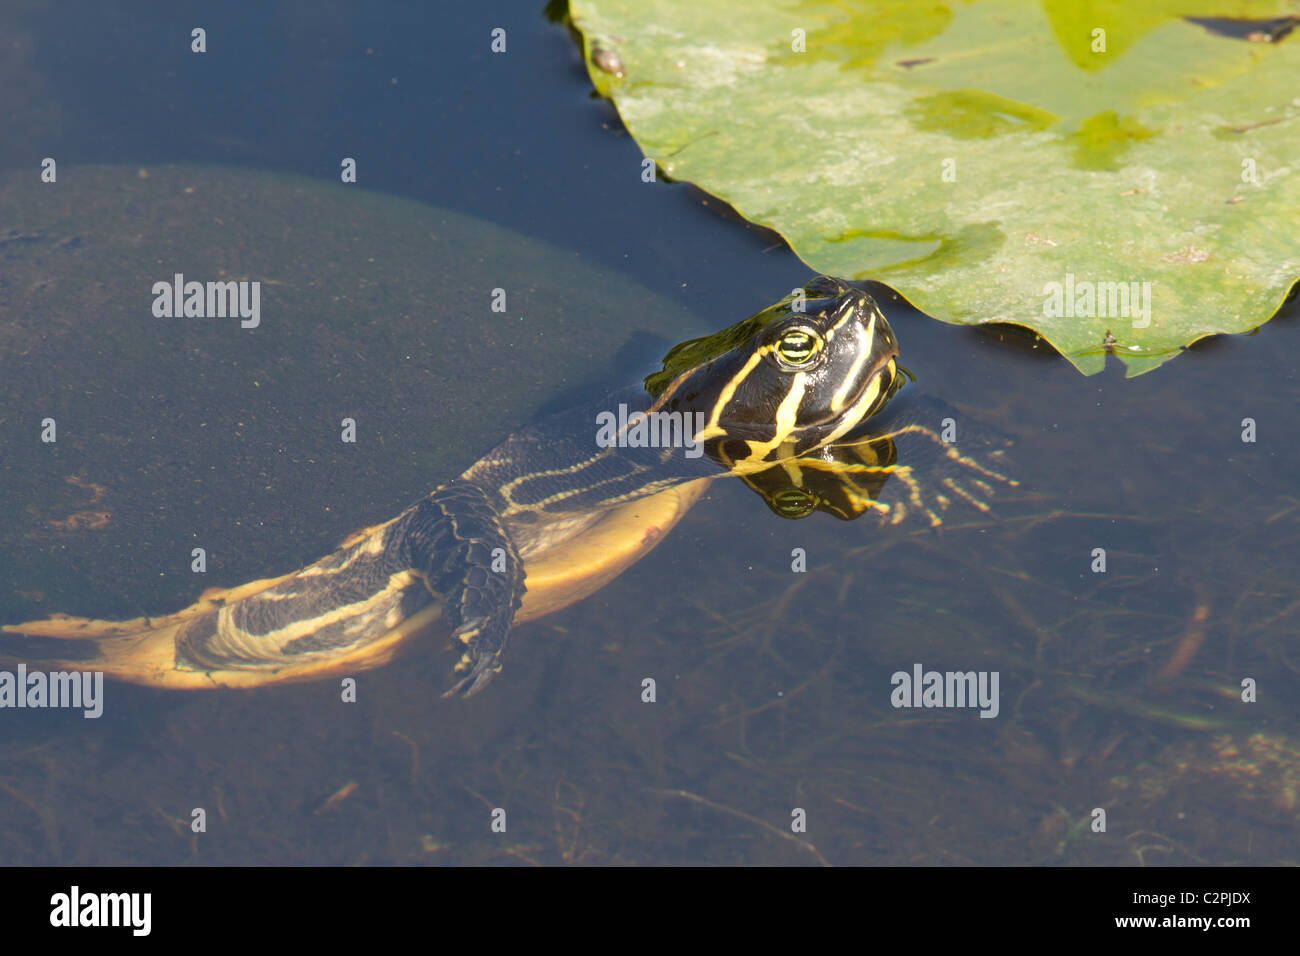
top-left (0, 0), bottom-right (1297, 865)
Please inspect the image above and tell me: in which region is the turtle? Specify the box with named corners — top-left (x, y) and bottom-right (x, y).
top-left (1, 276), bottom-right (1013, 697)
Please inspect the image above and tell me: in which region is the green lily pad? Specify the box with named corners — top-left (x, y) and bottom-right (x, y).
top-left (571, 0), bottom-right (1300, 375)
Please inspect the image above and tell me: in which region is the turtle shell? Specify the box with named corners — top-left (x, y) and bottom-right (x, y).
top-left (0, 165), bottom-right (702, 636)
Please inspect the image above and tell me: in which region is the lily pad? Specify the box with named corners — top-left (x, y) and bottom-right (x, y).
top-left (571, 0), bottom-right (1300, 375)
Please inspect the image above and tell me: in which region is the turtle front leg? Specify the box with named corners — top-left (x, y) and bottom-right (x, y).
top-left (399, 481), bottom-right (525, 697)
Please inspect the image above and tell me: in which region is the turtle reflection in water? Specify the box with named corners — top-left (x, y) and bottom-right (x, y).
top-left (2, 277), bottom-right (1014, 696)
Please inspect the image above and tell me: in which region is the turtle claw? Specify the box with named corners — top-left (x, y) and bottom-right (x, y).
top-left (442, 615), bottom-right (507, 698)
top-left (443, 657), bottom-right (501, 698)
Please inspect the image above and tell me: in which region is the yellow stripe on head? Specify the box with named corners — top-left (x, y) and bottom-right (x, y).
top-left (735, 370), bottom-right (807, 468)
top-left (694, 349), bottom-right (763, 443)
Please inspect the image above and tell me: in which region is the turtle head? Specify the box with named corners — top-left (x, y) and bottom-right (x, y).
top-left (647, 276), bottom-right (901, 470)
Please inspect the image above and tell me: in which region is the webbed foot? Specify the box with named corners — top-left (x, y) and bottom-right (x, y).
top-left (401, 481), bottom-right (524, 698)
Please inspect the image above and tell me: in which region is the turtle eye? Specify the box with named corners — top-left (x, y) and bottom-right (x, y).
top-left (770, 487), bottom-right (817, 519)
top-left (774, 328), bottom-right (820, 368)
